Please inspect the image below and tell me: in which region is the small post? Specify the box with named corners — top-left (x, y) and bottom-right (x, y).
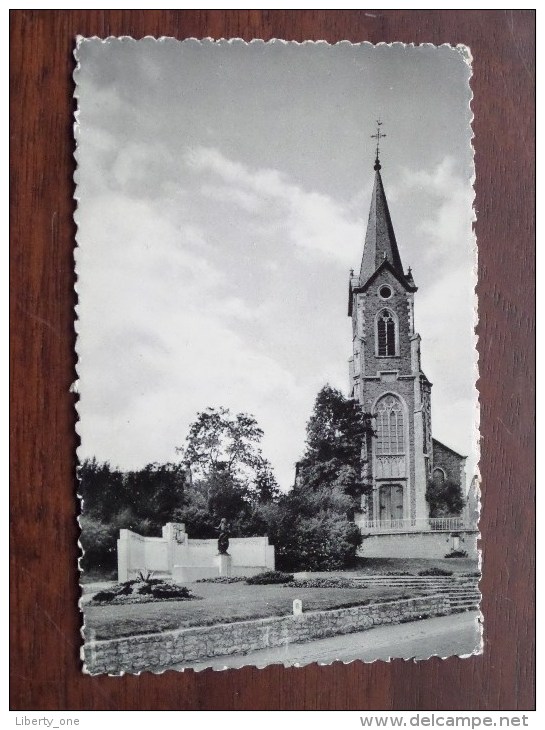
top-left (293, 598), bottom-right (303, 616)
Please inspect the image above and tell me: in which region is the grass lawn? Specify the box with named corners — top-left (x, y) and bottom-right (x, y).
top-left (84, 582), bottom-right (412, 640)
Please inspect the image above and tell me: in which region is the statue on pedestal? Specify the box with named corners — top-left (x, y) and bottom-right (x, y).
top-left (216, 517), bottom-right (230, 555)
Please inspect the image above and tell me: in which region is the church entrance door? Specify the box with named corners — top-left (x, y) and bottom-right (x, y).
top-left (379, 484), bottom-right (404, 526)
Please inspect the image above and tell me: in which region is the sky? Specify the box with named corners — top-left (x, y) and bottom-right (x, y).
top-left (75, 39), bottom-right (477, 489)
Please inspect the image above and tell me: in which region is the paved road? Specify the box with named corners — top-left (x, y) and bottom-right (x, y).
top-left (176, 611), bottom-right (482, 671)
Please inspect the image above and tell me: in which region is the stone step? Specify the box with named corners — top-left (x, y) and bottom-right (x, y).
top-left (449, 597), bottom-right (480, 604)
top-left (357, 580), bottom-right (478, 588)
top-left (355, 575), bottom-right (477, 581)
top-left (357, 577), bottom-right (477, 582)
top-left (359, 581), bottom-right (464, 584)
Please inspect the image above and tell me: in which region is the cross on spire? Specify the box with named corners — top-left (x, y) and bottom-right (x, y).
top-left (371, 120), bottom-right (386, 170)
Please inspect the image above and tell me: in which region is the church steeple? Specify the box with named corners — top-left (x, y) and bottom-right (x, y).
top-left (358, 166), bottom-right (405, 285)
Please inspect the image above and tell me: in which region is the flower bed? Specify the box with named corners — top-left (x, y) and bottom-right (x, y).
top-left (91, 578), bottom-right (198, 605)
top-left (283, 577), bottom-right (366, 589)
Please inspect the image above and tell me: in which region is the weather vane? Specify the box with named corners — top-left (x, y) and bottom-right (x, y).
top-left (371, 120), bottom-right (386, 170)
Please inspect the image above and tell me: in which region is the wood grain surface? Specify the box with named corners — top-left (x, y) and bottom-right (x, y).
top-left (9, 10), bottom-right (535, 711)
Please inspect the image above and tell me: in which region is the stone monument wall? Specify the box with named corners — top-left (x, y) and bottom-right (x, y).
top-left (117, 523), bottom-right (275, 582)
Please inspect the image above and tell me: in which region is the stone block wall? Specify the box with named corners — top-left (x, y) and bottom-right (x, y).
top-left (359, 530), bottom-right (479, 559)
top-left (83, 594), bottom-right (449, 675)
top-left (432, 439), bottom-right (466, 489)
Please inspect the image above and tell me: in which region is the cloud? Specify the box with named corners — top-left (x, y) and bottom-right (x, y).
top-left (76, 139), bottom-right (477, 487)
top-left (186, 146), bottom-right (363, 266)
top-left (393, 158), bottom-right (477, 472)
top-left (75, 189), bottom-right (314, 487)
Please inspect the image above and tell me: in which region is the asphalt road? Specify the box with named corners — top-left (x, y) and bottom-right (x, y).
top-left (176, 611), bottom-right (482, 671)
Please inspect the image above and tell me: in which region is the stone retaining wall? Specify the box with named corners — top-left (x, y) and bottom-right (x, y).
top-left (359, 530), bottom-right (479, 559)
top-left (83, 594), bottom-right (450, 675)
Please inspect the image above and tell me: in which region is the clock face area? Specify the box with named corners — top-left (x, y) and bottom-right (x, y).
top-left (378, 284), bottom-right (393, 300)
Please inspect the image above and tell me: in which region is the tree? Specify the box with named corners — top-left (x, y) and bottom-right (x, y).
top-left (78, 458), bottom-right (188, 573)
top-left (174, 407), bottom-right (279, 539)
top-left (426, 476), bottom-right (465, 517)
top-left (124, 462), bottom-right (187, 525)
top-left (259, 385), bottom-right (374, 571)
top-left (177, 407), bottom-right (265, 480)
top-left (252, 459), bottom-right (280, 504)
top-left (261, 490), bottom-right (362, 571)
top-left (297, 385), bottom-right (375, 506)
top-left (78, 458), bottom-right (126, 521)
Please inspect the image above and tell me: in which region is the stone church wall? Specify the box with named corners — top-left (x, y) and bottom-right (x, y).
top-left (356, 272), bottom-right (414, 379)
top-left (432, 440), bottom-right (466, 488)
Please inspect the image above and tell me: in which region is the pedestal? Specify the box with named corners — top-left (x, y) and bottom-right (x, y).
top-left (215, 553), bottom-right (232, 577)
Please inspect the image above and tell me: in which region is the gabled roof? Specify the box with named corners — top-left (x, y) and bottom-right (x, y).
top-left (356, 258), bottom-right (417, 294)
top-left (359, 168), bottom-right (405, 284)
top-left (432, 438), bottom-right (467, 460)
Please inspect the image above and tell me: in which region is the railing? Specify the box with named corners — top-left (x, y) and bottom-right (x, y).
top-left (357, 517), bottom-right (466, 533)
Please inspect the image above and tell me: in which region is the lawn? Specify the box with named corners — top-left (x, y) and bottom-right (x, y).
top-left (83, 581), bottom-right (412, 640)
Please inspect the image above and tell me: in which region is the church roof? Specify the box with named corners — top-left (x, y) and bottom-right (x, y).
top-left (432, 438), bottom-right (467, 460)
top-left (348, 158), bottom-right (416, 316)
top-left (356, 258), bottom-right (417, 294)
top-left (359, 166), bottom-right (406, 287)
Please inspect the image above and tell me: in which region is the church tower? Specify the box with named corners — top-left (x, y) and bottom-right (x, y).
top-left (348, 137), bottom-right (432, 530)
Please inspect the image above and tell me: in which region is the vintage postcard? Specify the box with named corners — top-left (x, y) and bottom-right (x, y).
top-left (74, 38), bottom-right (480, 674)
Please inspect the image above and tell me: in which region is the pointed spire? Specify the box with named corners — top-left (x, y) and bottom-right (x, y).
top-left (359, 166), bottom-right (405, 284)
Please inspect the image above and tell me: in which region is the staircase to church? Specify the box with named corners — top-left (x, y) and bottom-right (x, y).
top-left (352, 574), bottom-right (480, 613)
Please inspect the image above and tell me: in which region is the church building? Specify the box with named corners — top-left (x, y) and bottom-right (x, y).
top-left (349, 138), bottom-right (476, 559)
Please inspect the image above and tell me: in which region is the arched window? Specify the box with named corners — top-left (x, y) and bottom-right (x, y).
top-left (377, 309), bottom-right (397, 356)
top-left (376, 395), bottom-right (404, 456)
top-left (433, 467), bottom-right (446, 483)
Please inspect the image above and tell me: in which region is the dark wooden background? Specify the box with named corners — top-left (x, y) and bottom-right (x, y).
top-left (10, 10), bottom-right (535, 711)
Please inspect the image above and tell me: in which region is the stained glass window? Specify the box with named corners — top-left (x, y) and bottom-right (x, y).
top-left (376, 395), bottom-right (404, 455)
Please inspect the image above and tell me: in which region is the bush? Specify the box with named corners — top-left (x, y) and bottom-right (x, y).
top-left (426, 477), bottom-right (465, 517)
top-left (150, 584), bottom-right (193, 600)
top-left (283, 577), bottom-right (365, 589)
top-left (444, 550), bottom-right (468, 558)
top-left (91, 579), bottom-right (194, 603)
top-left (92, 590), bottom-right (117, 603)
top-left (79, 516), bottom-right (119, 572)
top-left (418, 567), bottom-right (453, 577)
top-left (269, 504), bottom-right (363, 572)
top-left (196, 576), bottom-right (246, 584)
top-left (246, 570), bottom-right (294, 585)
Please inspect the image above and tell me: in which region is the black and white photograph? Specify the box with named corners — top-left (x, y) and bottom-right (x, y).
top-left (75, 38), bottom-right (480, 675)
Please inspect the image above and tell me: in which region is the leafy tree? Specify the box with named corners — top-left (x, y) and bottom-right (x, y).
top-left (78, 458), bottom-right (126, 521)
top-left (177, 407), bottom-right (265, 480)
top-left (174, 407), bottom-right (279, 539)
top-left (426, 476), bottom-right (465, 517)
top-left (261, 491), bottom-right (362, 571)
top-left (78, 459), bottom-right (187, 572)
top-left (258, 385), bottom-right (374, 570)
top-left (124, 462), bottom-right (187, 525)
top-left (297, 385), bottom-right (375, 506)
top-left (252, 459), bottom-right (280, 504)
top-left (172, 489), bottom-right (216, 538)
